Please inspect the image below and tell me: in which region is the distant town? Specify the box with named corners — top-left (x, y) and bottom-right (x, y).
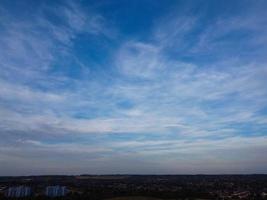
top-left (0, 175), bottom-right (267, 199)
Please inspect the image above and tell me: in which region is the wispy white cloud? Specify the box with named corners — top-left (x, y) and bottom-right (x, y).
top-left (116, 41), bottom-right (162, 78)
top-left (0, 0), bottom-right (110, 85)
top-left (0, 0), bottom-right (267, 175)
top-left (1, 135), bottom-right (267, 174)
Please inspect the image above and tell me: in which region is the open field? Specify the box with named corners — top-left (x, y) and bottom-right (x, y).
top-left (76, 175), bottom-right (130, 180)
top-left (106, 197), bottom-right (164, 200)
top-left (106, 197), bottom-right (209, 200)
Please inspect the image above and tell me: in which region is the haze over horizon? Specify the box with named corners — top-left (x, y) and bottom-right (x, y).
top-left (0, 0), bottom-right (267, 176)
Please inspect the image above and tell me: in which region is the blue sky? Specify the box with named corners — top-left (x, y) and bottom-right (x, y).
top-left (0, 0), bottom-right (267, 175)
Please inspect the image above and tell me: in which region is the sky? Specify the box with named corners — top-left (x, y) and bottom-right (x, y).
top-left (0, 0), bottom-right (267, 176)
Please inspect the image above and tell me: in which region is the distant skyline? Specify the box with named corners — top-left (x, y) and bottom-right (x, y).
top-left (0, 0), bottom-right (267, 176)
